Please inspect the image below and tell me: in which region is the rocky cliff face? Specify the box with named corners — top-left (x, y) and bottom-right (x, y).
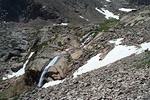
top-left (1, 0), bottom-right (148, 24)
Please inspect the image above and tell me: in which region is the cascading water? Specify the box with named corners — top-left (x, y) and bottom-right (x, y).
top-left (37, 56), bottom-right (60, 87)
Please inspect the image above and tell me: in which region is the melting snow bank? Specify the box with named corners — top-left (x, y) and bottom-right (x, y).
top-left (73, 38), bottom-right (150, 78)
top-left (42, 80), bottom-right (65, 88)
top-left (95, 7), bottom-right (119, 20)
top-left (119, 8), bottom-right (136, 12)
top-left (2, 52), bottom-right (34, 80)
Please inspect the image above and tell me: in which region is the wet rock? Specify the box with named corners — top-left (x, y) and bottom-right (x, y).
top-left (48, 53), bottom-right (73, 80)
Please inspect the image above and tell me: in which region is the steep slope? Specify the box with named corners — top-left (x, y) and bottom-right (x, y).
top-left (19, 5), bottom-right (150, 99)
top-left (1, 4), bottom-right (148, 99)
top-left (20, 52), bottom-right (150, 100)
top-left (0, 0), bottom-right (150, 100)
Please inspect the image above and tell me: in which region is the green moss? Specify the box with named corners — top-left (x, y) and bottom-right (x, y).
top-left (88, 19), bottom-right (118, 39)
top-left (0, 92), bottom-right (7, 100)
top-left (97, 18), bottom-right (119, 32)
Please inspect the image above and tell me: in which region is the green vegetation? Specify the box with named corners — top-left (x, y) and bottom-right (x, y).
top-left (0, 92), bottom-right (7, 100)
top-left (134, 51), bottom-right (150, 69)
top-left (12, 95), bottom-right (19, 100)
top-left (86, 19), bottom-right (119, 39)
top-left (0, 78), bottom-right (28, 100)
top-left (36, 41), bottom-right (49, 50)
top-left (0, 87), bottom-right (22, 100)
top-left (0, 86), bottom-right (16, 100)
top-left (97, 18), bottom-right (119, 32)
top-left (0, 78), bottom-right (2, 83)
top-left (33, 39), bottom-right (52, 52)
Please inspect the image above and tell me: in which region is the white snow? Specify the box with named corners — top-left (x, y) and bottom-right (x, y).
top-left (79, 16), bottom-right (84, 19)
top-left (104, 5), bottom-right (107, 7)
top-left (79, 16), bottom-right (89, 21)
top-left (136, 42), bottom-right (150, 54)
top-left (42, 80), bottom-right (64, 88)
top-left (106, 0), bottom-right (111, 2)
top-left (109, 38), bottom-right (124, 46)
top-left (60, 23), bottom-right (68, 26)
top-left (2, 52), bottom-right (34, 80)
top-left (95, 7), bottom-right (119, 20)
top-left (119, 8), bottom-right (136, 12)
top-left (53, 23), bottom-right (68, 26)
top-left (73, 38), bottom-right (150, 78)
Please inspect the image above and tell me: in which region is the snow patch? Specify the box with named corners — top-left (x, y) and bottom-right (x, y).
top-left (2, 52), bottom-right (34, 80)
top-left (73, 39), bottom-right (150, 78)
top-left (42, 80), bottom-right (64, 88)
top-left (119, 8), bottom-right (136, 12)
top-left (95, 7), bottom-right (119, 20)
top-left (53, 23), bottom-right (68, 26)
top-left (109, 38), bottom-right (124, 46)
top-left (137, 42), bottom-right (150, 54)
top-left (104, 5), bottom-right (107, 7)
top-left (106, 0), bottom-right (111, 2)
top-left (79, 16), bottom-right (89, 21)
top-left (60, 23), bottom-right (68, 26)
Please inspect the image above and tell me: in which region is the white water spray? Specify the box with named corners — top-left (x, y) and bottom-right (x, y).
top-left (37, 56), bottom-right (60, 87)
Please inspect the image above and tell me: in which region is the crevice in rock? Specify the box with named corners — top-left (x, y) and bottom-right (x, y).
top-left (24, 70), bottom-right (41, 86)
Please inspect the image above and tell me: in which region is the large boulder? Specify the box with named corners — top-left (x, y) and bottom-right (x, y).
top-left (47, 52), bottom-right (73, 80)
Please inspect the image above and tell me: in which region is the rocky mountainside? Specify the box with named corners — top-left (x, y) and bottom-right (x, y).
top-left (17, 5), bottom-right (150, 100)
top-left (0, 0), bottom-right (150, 100)
top-left (0, 0), bottom-right (148, 24)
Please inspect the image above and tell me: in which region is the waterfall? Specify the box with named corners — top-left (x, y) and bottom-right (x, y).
top-left (37, 56), bottom-right (60, 87)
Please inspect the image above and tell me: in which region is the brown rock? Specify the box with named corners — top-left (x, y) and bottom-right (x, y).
top-left (71, 49), bottom-right (83, 60)
top-left (48, 54), bottom-right (72, 80)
